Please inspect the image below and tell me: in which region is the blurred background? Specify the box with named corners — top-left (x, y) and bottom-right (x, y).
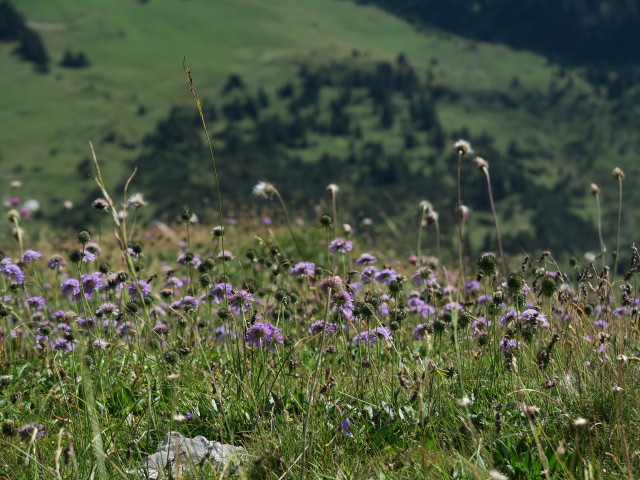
top-left (1, 0), bottom-right (639, 260)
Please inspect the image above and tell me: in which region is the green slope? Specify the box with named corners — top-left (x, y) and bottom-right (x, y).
top-left (2, 0), bottom-right (556, 205)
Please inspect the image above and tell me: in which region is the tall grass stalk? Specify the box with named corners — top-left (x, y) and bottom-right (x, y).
top-left (184, 60), bottom-right (228, 279)
top-left (456, 151), bottom-right (466, 282)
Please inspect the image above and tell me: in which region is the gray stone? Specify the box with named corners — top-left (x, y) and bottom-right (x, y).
top-left (129, 431), bottom-right (247, 478)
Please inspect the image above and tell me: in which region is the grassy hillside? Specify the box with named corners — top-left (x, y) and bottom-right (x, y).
top-left (2, 0), bottom-right (556, 204)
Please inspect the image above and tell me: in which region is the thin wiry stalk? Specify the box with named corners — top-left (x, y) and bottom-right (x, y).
top-left (417, 209), bottom-right (425, 267)
top-left (594, 192), bottom-right (607, 266)
top-left (330, 190), bottom-right (338, 239)
top-left (183, 60), bottom-right (228, 280)
top-left (482, 166), bottom-right (505, 275)
top-left (456, 153), bottom-right (466, 282)
top-left (614, 176), bottom-right (623, 277)
top-left (274, 188), bottom-right (303, 257)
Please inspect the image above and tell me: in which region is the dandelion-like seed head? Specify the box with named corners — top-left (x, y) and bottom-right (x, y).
top-left (252, 181), bottom-right (276, 199)
top-left (92, 197), bottom-right (110, 212)
top-left (126, 193), bottom-right (148, 209)
top-left (9, 180), bottom-right (21, 189)
top-left (326, 183), bottom-right (339, 195)
top-left (454, 139), bottom-right (472, 157)
top-left (590, 183), bottom-right (600, 195)
top-left (612, 167), bottom-right (625, 180)
top-left (573, 417), bottom-right (588, 426)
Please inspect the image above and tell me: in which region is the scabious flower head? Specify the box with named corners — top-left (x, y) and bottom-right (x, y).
top-left (331, 290), bottom-right (354, 319)
top-left (47, 254), bottom-right (67, 270)
top-left (212, 326), bottom-right (237, 342)
top-left (465, 280), bottom-right (481, 293)
top-left (81, 273), bottom-right (103, 298)
top-left (51, 337), bottom-right (75, 352)
top-left (309, 321), bottom-right (339, 337)
top-left (245, 322), bottom-right (284, 351)
top-left (92, 197), bottom-right (110, 212)
top-left (129, 280), bottom-right (151, 298)
top-left (216, 250), bottom-right (234, 261)
top-left (411, 267), bottom-right (436, 286)
top-left (27, 297), bottom-right (45, 310)
top-left (361, 266), bottom-right (379, 284)
top-left (60, 279), bottom-right (81, 297)
top-left (229, 289), bottom-right (254, 315)
top-left (520, 308), bottom-right (549, 327)
top-left (177, 253), bottom-right (201, 269)
top-left (319, 275), bottom-right (344, 293)
top-left (85, 242), bottom-right (101, 256)
top-left (209, 283), bottom-right (233, 303)
top-left (590, 183), bottom-right (600, 195)
top-left (17, 424), bottom-right (45, 441)
top-left (164, 276), bottom-right (184, 289)
top-left (291, 261), bottom-right (315, 277)
top-left (92, 339), bottom-right (110, 350)
top-left (351, 326), bottom-right (393, 346)
top-left (1, 260), bottom-right (24, 284)
top-left (22, 249), bottom-right (42, 263)
top-left (328, 238), bottom-right (353, 254)
top-left (499, 337), bottom-right (520, 354)
top-left (412, 323), bottom-right (431, 340)
top-left (355, 253), bottom-right (376, 266)
top-left (375, 268), bottom-right (397, 284)
top-left (252, 181), bottom-right (276, 199)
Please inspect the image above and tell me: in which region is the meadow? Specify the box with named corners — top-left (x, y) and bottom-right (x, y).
top-left (0, 102), bottom-right (639, 478)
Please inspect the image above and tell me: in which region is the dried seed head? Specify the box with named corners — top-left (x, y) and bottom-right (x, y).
top-left (454, 139), bottom-right (472, 157)
top-left (326, 183), bottom-right (339, 195)
top-left (590, 183), bottom-right (600, 195)
top-left (473, 156), bottom-right (489, 170)
top-left (612, 167), bottom-right (625, 180)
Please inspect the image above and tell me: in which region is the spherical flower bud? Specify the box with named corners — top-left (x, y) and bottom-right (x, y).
top-left (473, 156), bottom-right (488, 170)
top-left (77, 231), bottom-right (91, 246)
top-left (320, 214), bottom-right (333, 228)
top-left (612, 167), bottom-right (625, 180)
top-left (590, 183), bottom-right (600, 195)
top-left (211, 225), bottom-right (224, 238)
top-left (454, 139), bottom-right (472, 157)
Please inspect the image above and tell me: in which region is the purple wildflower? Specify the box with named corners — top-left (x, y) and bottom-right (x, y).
top-left (375, 268), bottom-right (397, 284)
top-left (26, 296), bottom-right (45, 310)
top-left (85, 242), bottom-right (101, 256)
top-left (309, 321), bottom-right (339, 337)
top-left (17, 424), bottom-right (46, 441)
top-left (328, 238), bottom-right (353, 254)
top-left (81, 273), bottom-right (103, 298)
top-left (129, 280), bottom-right (151, 298)
top-left (331, 290), bottom-right (354, 319)
top-left (351, 327), bottom-right (393, 346)
top-left (60, 279), bottom-right (81, 297)
top-left (411, 267), bottom-right (437, 287)
top-left (291, 262), bottom-right (316, 277)
top-left (593, 319), bottom-right (610, 329)
top-left (520, 308), bottom-right (549, 328)
top-left (229, 289), bottom-right (254, 315)
top-left (95, 302), bottom-right (119, 317)
top-left (81, 250), bottom-right (96, 263)
top-left (501, 310), bottom-right (517, 325)
top-left (164, 276), bottom-right (184, 289)
top-left (47, 255), bottom-right (67, 270)
top-left (245, 322), bottom-right (284, 351)
top-left (91, 339), bottom-right (110, 350)
top-left (341, 418), bottom-right (353, 437)
top-left (177, 253), bottom-right (201, 269)
top-left (361, 266), bottom-right (379, 284)
top-left (216, 250), bottom-right (235, 261)
top-left (51, 337), bottom-right (75, 352)
top-left (499, 337), bottom-right (520, 354)
top-left (612, 307), bottom-right (629, 317)
top-left (212, 326), bottom-right (237, 342)
top-left (1, 259), bottom-right (24, 283)
top-left (355, 253), bottom-right (376, 265)
top-left (442, 302), bottom-right (463, 313)
top-left (210, 283), bottom-right (232, 303)
top-left (412, 323), bottom-right (430, 340)
top-left (22, 249), bottom-right (42, 263)
top-left (465, 280), bottom-right (480, 293)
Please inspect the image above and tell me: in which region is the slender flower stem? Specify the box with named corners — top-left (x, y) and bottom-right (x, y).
top-left (614, 176), bottom-right (623, 277)
top-left (330, 191), bottom-right (338, 239)
top-left (274, 189), bottom-right (303, 258)
top-left (594, 192), bottom-right (607, 267)
top-left (482, 167), bottom-right (506, 275)
top-left (456, 153), bottom-right (466, 282)
top-left (417, 210), bottom-right (425, 267)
